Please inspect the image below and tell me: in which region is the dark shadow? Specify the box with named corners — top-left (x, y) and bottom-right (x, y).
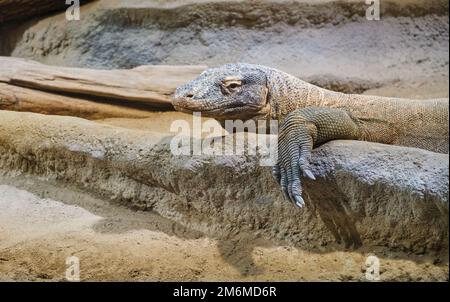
top-left (304, 178), bottom-right (363, 249)
top-left (0, 0), bottom-right (95, 26)
top-left (0, 0), bottom-right (95, 55)
top-left (0, 20), bottom-right (40, 56)
top-left (215, 233), bottom-right (273, 277)
top-left (7, 82), bottom-right (175, 111)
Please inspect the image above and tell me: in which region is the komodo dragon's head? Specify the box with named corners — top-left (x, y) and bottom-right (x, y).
top-left (172, 63), bottom-right (272, 121)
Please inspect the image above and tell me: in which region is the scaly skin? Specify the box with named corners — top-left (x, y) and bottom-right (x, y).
top-left (173, 63), bottom-right (449, 207)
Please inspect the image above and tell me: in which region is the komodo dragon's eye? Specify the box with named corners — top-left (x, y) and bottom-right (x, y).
top-left (226, 81), bottom-right (241, 89)
top-left (221, 78), bottom-right (243, 94)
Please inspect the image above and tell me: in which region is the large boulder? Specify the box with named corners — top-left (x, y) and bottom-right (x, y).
top-left (0, 110), bottom-right (447, 255)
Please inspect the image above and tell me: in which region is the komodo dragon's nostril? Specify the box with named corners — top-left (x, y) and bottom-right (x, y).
top-left (186, 93), bottom-right (194, 98)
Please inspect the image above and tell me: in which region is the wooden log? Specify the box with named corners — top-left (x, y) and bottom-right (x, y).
top-left (0, 56), bottom-right (206, 108)
top-left (0, 83), bottom-right (161, 120)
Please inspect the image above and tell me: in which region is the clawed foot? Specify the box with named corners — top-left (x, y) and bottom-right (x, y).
top-left (272, 162), bottom-right (315, 208)
top-left (272, 114), bottom-right (316, 208)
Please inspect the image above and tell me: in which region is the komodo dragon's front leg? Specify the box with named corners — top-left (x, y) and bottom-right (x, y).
top-left (273, 107), bottom-right (366, 207)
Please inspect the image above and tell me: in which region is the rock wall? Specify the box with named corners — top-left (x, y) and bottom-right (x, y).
top-left (2, 0), bottom-right (448, 96)
top-left (0, 110), bottom-right (447, 255)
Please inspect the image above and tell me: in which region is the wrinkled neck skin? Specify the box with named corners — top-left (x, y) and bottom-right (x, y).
top-left (248, 66), bottom-right (323, 132)
top-left (264, 67), bottom-right (308, 121)
top-left (219, 66), bottom-right (324, 133)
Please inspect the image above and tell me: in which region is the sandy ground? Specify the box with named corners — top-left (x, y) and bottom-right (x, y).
top-left (0, 175), bottom-right (447, 281)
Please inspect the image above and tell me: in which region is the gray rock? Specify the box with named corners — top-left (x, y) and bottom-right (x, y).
top-left (3, 0), bottom-right (448, 96)
top-left (0, 110), bottom-right (447, 254)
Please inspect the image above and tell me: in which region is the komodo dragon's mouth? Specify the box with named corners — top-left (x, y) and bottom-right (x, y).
top-left (172, 100), bottom-right (259, 117)
top-left (172, 85), bottom-right (270, 119)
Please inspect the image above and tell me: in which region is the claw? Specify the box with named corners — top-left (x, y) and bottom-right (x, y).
top-left (286, 166), bottom-right (294, 202)
top-left (280, 168), bottom-right (290, 202)
top-left (303, 169), bottom-right (316, 180)
top-left (293, 194), bottom-right (305, 208)
top-left (272, 165), bottom-right (281, 183)
top-left (277, 114), bottom-right (314, 208)
top-left (282, 190), bottom-right (291, 202)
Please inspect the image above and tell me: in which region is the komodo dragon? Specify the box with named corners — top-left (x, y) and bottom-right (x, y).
top-left (172, 63), bottom-right (449, 208)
